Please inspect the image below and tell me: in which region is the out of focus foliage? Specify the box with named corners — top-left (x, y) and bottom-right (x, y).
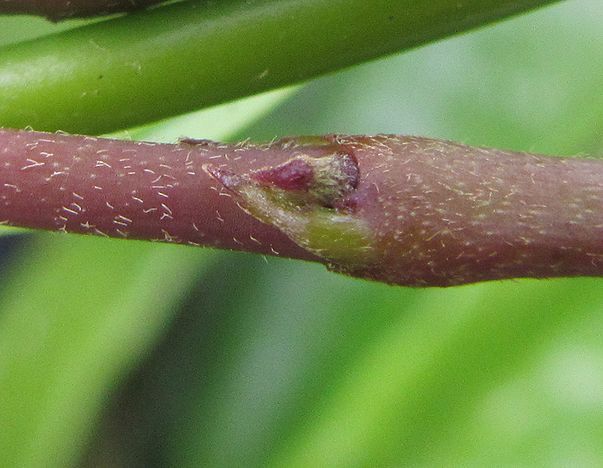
top-left (0, 1), bottom-right (602, 467)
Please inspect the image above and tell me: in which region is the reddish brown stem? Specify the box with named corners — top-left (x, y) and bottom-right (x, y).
top-left (0, 129), bottom-right (319, 260)
top-left (0, 129), bottom-right (602, 287)
top-left (0, 0), bottom-right (165, 20)
top-left (336, 135), bottom-right (603, 286)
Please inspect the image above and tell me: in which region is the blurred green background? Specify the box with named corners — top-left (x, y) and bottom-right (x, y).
top-left (0, 1), bottom-right (603, 466)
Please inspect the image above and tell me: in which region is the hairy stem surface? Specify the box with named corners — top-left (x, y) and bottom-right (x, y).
top-left (0, 129), bottom-right (601, 287)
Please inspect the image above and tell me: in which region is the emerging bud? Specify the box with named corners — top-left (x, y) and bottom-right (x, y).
top-left (203, 152), bottom-right (375, 267)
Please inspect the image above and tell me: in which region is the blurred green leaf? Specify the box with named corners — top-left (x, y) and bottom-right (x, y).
top-left (170, 260), bottom-right (421, 467)
top-left (0, 16), bottom-right (86, 47)
top-left (269, 280), bottom-right (603, 467)
top-left (0, 236), bottom-right (211, 467)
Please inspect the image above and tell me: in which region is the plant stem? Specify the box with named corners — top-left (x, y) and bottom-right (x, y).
top-left (1, 128), bottom-right (602, 287)
top-left (0, 129), bottom-right (317, 260)
top-left (0, 0), bottom-right (560, 133)
top-left (0, 0), bottom-right (164, 20)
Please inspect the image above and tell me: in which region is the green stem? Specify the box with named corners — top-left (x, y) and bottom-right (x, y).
top-left (0, 0), bottom-right (559, 133)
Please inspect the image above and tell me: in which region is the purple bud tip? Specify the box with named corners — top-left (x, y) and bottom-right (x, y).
top-left (251, 158), bottom-right (315, 192)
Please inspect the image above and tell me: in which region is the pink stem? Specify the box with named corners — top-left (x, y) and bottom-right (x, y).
top-left (1, 129), bottom-right (602, 287)
top-left (0, 129), bottom-right (317, 261)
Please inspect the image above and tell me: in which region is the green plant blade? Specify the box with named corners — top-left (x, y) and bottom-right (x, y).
top-left (0, 0), bottom-right (559, 134)
top-left (0, 236), bottom-right (212, 468)
top-left (269, 280), bottom-right (603, 467)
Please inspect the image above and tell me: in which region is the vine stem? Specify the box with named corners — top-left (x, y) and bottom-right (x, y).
top-left (0, 0), bottom-right (163, 20)
top-left (0, 128), bottom-right (601, 287)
